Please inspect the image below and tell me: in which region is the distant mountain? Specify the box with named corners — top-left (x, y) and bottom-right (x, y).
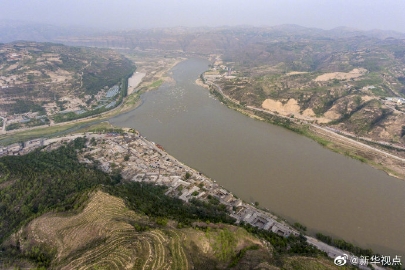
top-left (0, 20), bottom-right (103, 43)
top-left (1, 21), bottom-right (405, 48)
top-left (326, 26), bottom-right (405, 39)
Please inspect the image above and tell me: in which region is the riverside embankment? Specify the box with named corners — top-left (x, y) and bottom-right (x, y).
top-left (205, 76), bottom-right (405, 179)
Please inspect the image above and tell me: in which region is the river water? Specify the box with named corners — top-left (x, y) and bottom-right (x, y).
top-left (110, 58), bottom-right (405, 257)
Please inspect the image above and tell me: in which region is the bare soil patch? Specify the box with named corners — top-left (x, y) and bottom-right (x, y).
top-left (262, 98), bottom-right (338, 123)
top-left (127, 72), bottom-right (146, 95)
top-left (286, 71), bottom-right (308, 76)
top-left (45, 69), bottom-right (71, 83)
top-left (262, 98), bottom-right (300, 115)
top-left (314, 68), bottom-right (367, 82)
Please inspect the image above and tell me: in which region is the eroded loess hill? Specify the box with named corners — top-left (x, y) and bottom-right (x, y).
top-left (212, 36), bottom-right (405, 146)
top-left (0, 41), bottom-right (135, 130)
top-left (4, 190), bottom-right (342, 270)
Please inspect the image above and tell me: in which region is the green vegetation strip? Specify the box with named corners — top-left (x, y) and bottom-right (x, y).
top-left (105, 184), bottom-right (235, 226)
top-left (241, 223), bottom-right (321, 257)
top-left (149, 79), bottom-right (164, 89)
top-left (316, 233), bottom-right (373, 257)
top-left (228, 244), bottom-right (259, 267)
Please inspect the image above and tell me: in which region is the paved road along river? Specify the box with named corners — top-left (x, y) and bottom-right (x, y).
top-left (110, 58), bottom-right (405, 258)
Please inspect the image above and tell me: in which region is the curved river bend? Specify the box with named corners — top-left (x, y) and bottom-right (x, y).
top-left (111, 58), bottom-right (405, 257)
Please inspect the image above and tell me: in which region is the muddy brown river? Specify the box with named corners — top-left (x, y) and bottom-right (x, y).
top-left (110, 58), bottom-right (405, 257)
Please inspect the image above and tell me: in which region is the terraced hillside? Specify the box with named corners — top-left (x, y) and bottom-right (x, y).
top-left (6, 190), bottom-right (342, 270)
top-left (22, 190), bottom-right (188, 270)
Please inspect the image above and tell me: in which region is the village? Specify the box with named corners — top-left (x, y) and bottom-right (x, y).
top-left (0, 129), bottom-right (298, 238)
top-left (0, 83), bottom-right (122, 132)
top-left (0, 42), bottom-right (134, 131)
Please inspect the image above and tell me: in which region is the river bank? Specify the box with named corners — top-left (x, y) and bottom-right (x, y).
top-left (127, 72), bottom-right (146, 95)
top-left (0, 57), bottom-right (183, 146)
top-left (203, 78), bottom-right (405, 180)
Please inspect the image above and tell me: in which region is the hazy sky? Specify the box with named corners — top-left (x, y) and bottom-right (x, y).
top-left (2, 0), bottom-right (405, 32)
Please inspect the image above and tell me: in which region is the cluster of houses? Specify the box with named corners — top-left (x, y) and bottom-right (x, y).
top-left (0, 130), bottom-right (298, 237)
top-left (58, 85), bottom-right (121, 115)
top-left (202, 65), bottom-right (237, 83)
top-left (385, 96), bottom-right (405, 105)
top-left (80, 131), bottom-right (299, 237)
top-left (0, 138), bottom-right (44, 156)
top-left (93, 85), bottom-right (121, 110)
